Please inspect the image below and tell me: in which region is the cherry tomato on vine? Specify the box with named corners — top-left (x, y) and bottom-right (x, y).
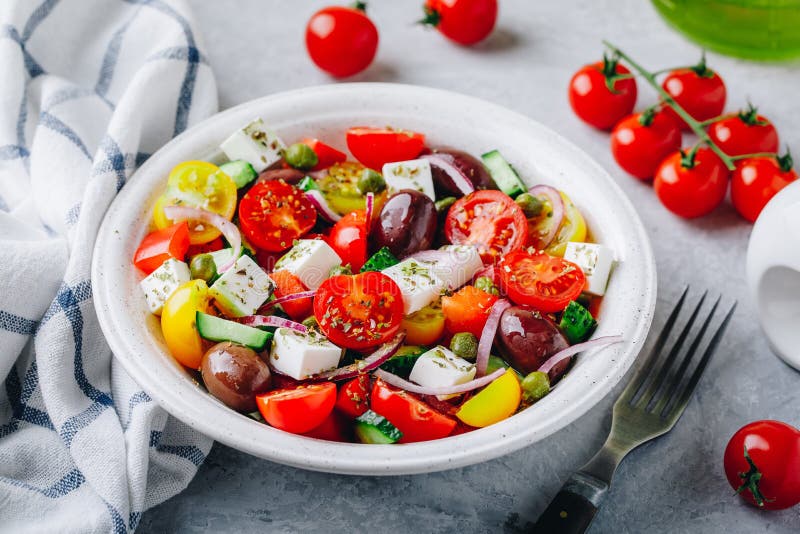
top-left (707, 104), bottom-right (779, 157)
top-left (653, 148), bottom-right (730, 219)
top-left (610, 109), bottom-right (682, 180)
top-left (305, 4), bottom-right (379, 78)
top-left (731, 153), bottom-right (797, 223)
top-left (420, 0), bottom-right (498, 46)
top-left (724, 420), bottom-right (800, 510)
top-left (661, 56), bottom-right (726, 130)
top-left (568, 57), bottom-right (638, 130)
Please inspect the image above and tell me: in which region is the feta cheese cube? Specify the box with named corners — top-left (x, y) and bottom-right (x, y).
top-left (209, 255), bottom-right (274, 317)
top-left (409, 346), bottom-right (477, 400)
top-left (139, 259), bottom-right (191, 315)
top-left (269, 327), bottom-right (343, 380)
top-left (220, 118), bottom-right (286, 172)
top-left (382, 159), bottom-right (436, 202)
top-left (274, 239), bottom-right (342, 290)
top-left (564, 242), bottom-right (614, 296)
top-left (382, 258), bottom-right (445, 315)
top-left (431, 245), bottom-right (484, 290)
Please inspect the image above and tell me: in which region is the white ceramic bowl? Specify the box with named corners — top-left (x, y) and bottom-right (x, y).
top-left (92, 83), bottom-right (656, 475)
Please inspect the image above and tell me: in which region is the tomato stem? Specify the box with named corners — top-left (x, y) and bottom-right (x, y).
top-left (730, 152), bottom-right (780, 161)
top-left (738, 101), bottom-right (768, 126)
top-left (697, 114), bottom-right (731, 127)
top-left (418, 7), bottom-right (441, 27)
top-left (735, 445), bottom-right (773, 507)
top-left (352, 1), bottom-right (368, 12)
top-left (680, 142), bottom-right (702, 169)
top-left (778, 148), bottom-right (794, 173)
top-left (638, 105), bottom-right (659, 127)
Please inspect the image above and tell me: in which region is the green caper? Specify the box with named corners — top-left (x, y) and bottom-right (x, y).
top-left (283, 143), bottom-right (319, 170)
top-left (358, 169), bottom-right (386, 194)
top-left (449, 332), bottom-right (479, 361)
top-left (301, 316), bottom-right (318, 329)
top-left (329, 263), bottom-right (353, 277)
top-left (521, 371), bottom-right (550, 403)
top-left (189, 254), bottom-right (217, 283)
top-left (474, 276), bottom-right (500, 296)
top-left (515, 193), bottom-right (543, 218)
top-left (434, 196), bottom-right (457, 213)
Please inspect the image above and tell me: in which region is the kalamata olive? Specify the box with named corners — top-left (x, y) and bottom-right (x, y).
top-left (427, 148), bottom-right (497, 197)
top-left (496, 305), bottom-right (570, 381)
top-left (257, 168), bottom-right (305, 185)
top-left (374, 190), bottom-right (437, 258)
top-left (201, 342), bottom-right (272, 412)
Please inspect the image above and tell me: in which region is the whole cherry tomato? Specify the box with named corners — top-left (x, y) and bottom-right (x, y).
top-left (610, 108), bottom-right (682, 180)
top-left (707, 104), bottom-right (779, 157)
top-left (654, 147), bottom-right (730, 218)
top-left (420, 0), bottom-right (498, 46)
top-left (305, 4), bottom-right (379, 78)
top-left (328, 210), bottom-right (368, 271)
top-left (662, 55), bottom-right (726, 131)
top-left (568, 57), bottom-right (638, 130)
top-left (731, 153), bottom-right (797, 223)
top-left (724, 420), bottom-right (800, 510)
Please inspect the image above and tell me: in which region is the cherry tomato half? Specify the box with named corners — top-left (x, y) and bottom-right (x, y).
top-left (441, 285), bottom-right (498, 338)
top-left (497, 250), bottom-right (585, 313)
top-left (256, 382), bottom-right (337, 435)
top-left (731, 156), bottom-right (797, 223)
top-left (345, 127), bottom-right (426, 171)
top-left (421, 0), bottom-right (498, 46)
top-left (305, 5), bottom-right (378, 78)
top-left (610, 110), bottom-right (682, 180)
top-left (268, 270), bottom-right (313, 321)
top-left (133, 221), bottom-right (190, 274)
top-left (445, 190), bottom-right (528, 263)
top-left (301, 138), bottom-right (347, 171)
top-left (238, 180), bottom-right (317, 252)
top-left (707, 107), bottom-right (779, 157)
top-left (662, 62), bottom-right (726, 131)
top-left (336, 375), bottom-right (370, 419)
top-left (568, 59), bottom-right (637, 130)
top-left (314, 271), bottom-right (404, 350)
top-left (654, 148), bottom-right (730, 219)
top-left (371, 379), bottom-right (456, 443)
top-left (328, 210), bottom-right (368, 271)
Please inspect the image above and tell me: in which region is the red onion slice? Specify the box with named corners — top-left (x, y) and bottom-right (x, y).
top-left (476, 298), bottom-right (512, 377)
top-left (163, 205), bottom-right (241, 272)
top-left (239, 315), bottom-right (308, 334)
top-left (527, 185), bottom-right (565, 249)
top-left (365, 192), bottom-right (375, 223)
top-left (257, 290), bottom-right (316, 313)
top-left (305, 190), bottom-right (342, 223)
top-left (422, 153), bottom-right (475, 196)
top-left (374, 367), bottom-right (505, 396)
top-left (312, 332), bottom-right (406, 381)
top-left (537, 335), bottom-right (624, 375)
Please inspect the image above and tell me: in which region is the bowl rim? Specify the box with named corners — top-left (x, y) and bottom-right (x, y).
top-left (92, 83), bottom-right (657, 475)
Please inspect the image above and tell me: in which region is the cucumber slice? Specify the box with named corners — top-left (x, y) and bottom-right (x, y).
top-left (558, 300), bottom-right (597, 344)
top-left (379, 345), bottom-right (425, 378)
top-left (481, 150), bottom-right (527, 198)
top-left (361, 246), bottom-right (399, 273)
top-left (219, 160), bottom-right (257, 189)
top-left (297, 175), bottom-right (319, 192)
top-left (196, 311), bottom-right (273, 351)
top-left (354, 410), bottom-right (402, 444)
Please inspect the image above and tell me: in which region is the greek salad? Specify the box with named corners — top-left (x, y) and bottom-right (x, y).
top-left (133, 119), bottom-right (621, 444)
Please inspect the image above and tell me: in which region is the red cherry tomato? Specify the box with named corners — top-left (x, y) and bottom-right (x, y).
top-left (370, 379), bottom-right (456, 443)
top-left (707, 106), bottom-right (779, 157)
top-left (441, 285), bottom-right (498, 337)
top-left (268, 270), bottom-right (313, 321)
top-left (238, 180), bottom-right (317, 252)
top-left (328, 210), bottom-right (368, 271)
top-left (662, 60), bottom-right (726, 131)
top-left (445, 190), bottom-right (528, 263)
top-left (731, 155), bottom-right (798, 223)
top-left (301, 411), bottom-right (351, 442)
top-left (610, 110), bottom-right (682, 180)
top-left (654, 148), bottom-right (730, 219)
top-left (497, 250), bottom-right (585, 313)
top-left (133, 221), bottom-right (190, 274)
top-left (421, 0), bottom-right (498, 46)
top-left (186, 237), bottom-right (224, 258)
top-left (724, 420), bottom-right (800, 510)
top-left (305, 5), bottom-right (378, 78)
top-left (256, 382), bottom-right (337, 434)
top-left (301, 138), bottom-right (347, 171)
top-left (568, 59), bottom-right (638, 130)
top-left (345, 127), bottom-right (426, 171)
top-left (314, 271), bottom-right (404, 350)
top-left (336, 375), bottom-right (370, 418)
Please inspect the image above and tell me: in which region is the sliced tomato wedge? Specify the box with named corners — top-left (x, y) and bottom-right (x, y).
top-left (255, 382), bottom-right (336, 434)
top-left (336, 375), bottom-right (370, 418)
top-left (314, 271), bottom-right (404, 350)
top-left (445, 190), bottom-right (528, 263)
top-left (345, 127), bottom-right (426, 171)
top-left (328, 210), bottom-right (368, 271)
top-left (238, 180), bottom-right (317, 252)
top-left (497, 250), bottom-right (586, 312)
top-left (370, 379), bottom-right (456, 443)
top-left (268, 270), bottom-right (313, 321)
top-left (301, 138), bottom-right (347, 171)
top-left (133, 221), bottom-right (190, 274)
top-left (441, 285), bottom-right (499, 338)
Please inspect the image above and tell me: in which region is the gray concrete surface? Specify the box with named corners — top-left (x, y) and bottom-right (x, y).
top-left (140, 1), bottom-right (800, 532)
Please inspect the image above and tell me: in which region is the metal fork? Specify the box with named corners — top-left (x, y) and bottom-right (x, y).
top-left (531, 288), bottom-right (736, 534)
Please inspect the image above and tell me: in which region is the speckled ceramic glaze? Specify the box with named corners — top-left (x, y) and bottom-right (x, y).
top-left (92, 84), bottom-right (656, 475)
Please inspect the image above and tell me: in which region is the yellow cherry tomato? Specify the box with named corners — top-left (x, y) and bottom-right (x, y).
top-left (546, 192), bottom-right (587, 257)
top-left (401, 304), bottom-right (445, 346)
top-left (161, 279), bottom-right (210, 369)
top-left (456, 369), bottom-right (521, 428)
top-left (153, 161), bottom-right (237, 244)
top-left (319, 161), bottom-right (387, 215)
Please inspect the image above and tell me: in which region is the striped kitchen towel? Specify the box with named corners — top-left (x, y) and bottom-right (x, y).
top-left (0, 1), bottom-right (217, 532)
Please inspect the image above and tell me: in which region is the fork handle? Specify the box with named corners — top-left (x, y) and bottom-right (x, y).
top-left (530, 472), bottom-right (609, 534)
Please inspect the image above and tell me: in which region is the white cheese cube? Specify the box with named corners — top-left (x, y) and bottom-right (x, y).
top-left (274, 239), bottom-right (342, 290)
top-left (139, 259), bottom-right (190, 315)
top-left (382, 258), bottom-right (445, 315)
top-left (220, 118), bottom-right (286, 172)
top-left (209, 255), bottom-right (274, 317)
top-left (432, 245), bottom-right (484, 290)
top-left (564, 242), bottom-right (614, 296)
top-left (269, 327), bottom-right (343, 380)
top-left (382, 159), bottom-right (436, 202)
top-left (409, 346), bottom-right (477, 400)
